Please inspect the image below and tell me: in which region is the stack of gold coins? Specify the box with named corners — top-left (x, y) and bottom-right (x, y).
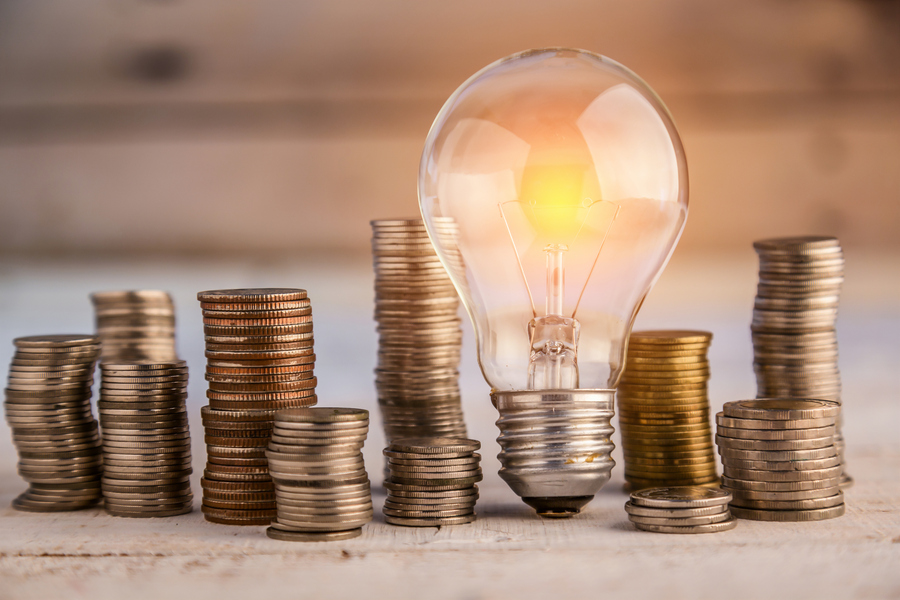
top-left (266, 408), bottom-right (373, 542)
top-left (4, 335), bottom-right (103, 511)
top-left (197, 288), bottom-right (317, 526)
top-left (617, 330), bottom-right (718, 491)
top-left (626, 486), bottom-right (736, 534)
top-left (383, 437), bottom-right (481, 527)
top-left (98, 361), bottom-right (193, 517)
top-left (371, 219), bottom-right (467, 442)
top-left (91, 290), bottom-right (178, 363)
top-left (717, 398), bottom-right (845, 522)
top-left (751, 236), bottom-right (850, 487)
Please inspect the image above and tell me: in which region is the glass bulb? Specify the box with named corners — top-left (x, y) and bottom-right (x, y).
top-left (418, 48), bottom-right (688, 516)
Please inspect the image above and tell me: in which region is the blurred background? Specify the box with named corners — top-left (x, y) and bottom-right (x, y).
top-left (0, 0), bottom-right (898, 257)
top-left (0, 0), bottom-right (898, 500)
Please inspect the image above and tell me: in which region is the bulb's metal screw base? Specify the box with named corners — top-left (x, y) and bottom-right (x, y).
top-left (492, 389), bottom-right (616, 519)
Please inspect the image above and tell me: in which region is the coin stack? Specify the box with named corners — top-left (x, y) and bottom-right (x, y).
top-left (751, 236), bottom-right (850, 487)
top-left (4, 335), bottom-right (103, 511)
top-left (198, 288), bottom-right (317, 526)
top-left (98, 361), bottom-right (193, 517)
top-left (266, 408), bottom-right (372, 542)
top-left (716, 398), bottom-right (845, 522)
top-left (383, 437), bottom-right (481, 527)
top-left (616, 330), bottom-right (719, 491)
top-left (371, 218), bottom-right (467, 443)
top-left (91, 290), bottom-right (178, 363)
top-left (626, 486), bottom-right (736, 534)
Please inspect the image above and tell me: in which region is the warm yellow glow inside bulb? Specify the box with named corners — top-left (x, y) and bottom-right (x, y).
top-left (519, 163), bottom-right (599, 242)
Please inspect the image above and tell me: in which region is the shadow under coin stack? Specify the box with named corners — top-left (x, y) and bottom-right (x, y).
top-left (383, 437), bottom-right (481, 527)
top-left (616, 330), bottom-right (718, 491)
top-left (716, 398), bottom-right (845, 522)
top-left (266, 408), bottom-right (372, 542)
top-left (626, 486), bottom-right (736, 534)
top-left (4, 335), bottom-right (103, 511)
top-left (371, 219), bottom-right (467, 444)
top-left (98, 361), bottom-right (193, 517)
top-left (751, 236), bottom-right (850, 487)
top-left (198, 288), bottom-right (317, 526)
top-left (91, 290), bottom-right (178, 362)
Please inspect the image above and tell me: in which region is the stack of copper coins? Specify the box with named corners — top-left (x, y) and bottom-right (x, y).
top-left (4, 335), bottom-right (104, 511)
top-left (616, 330), bottom-right (719, 491)
top-left (91, 290), bottom-right (178, 362)
top-left (197, 288), bottom-right (317, 526)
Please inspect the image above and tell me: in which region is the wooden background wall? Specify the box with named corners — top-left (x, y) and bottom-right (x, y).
top-left (0, 0), bottom-right (898, 256)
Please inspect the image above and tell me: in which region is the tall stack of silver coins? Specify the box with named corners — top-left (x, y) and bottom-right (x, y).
top-left (616, 331), bottom-right (719, 491)
top-left (98, 361), bottom-right (193, 517)
top-left (4, 335), bottom-right (103, 511)
top-left (751, 236), bottom-right (850, 486)
top-left (370, 219), bottom-right (467, 442)
top-left (91, 291), bottom-right (178, 362)
top-left (266, 408), bottom-right (373, 542)
top-left (198, 288), bottom-right (318, 526)
top-left (626, 486), bottom-right (736, 534)
top-left (383, 437), bottom-right (481, 527)
top-left (716, 398), bottom-right (845, 521)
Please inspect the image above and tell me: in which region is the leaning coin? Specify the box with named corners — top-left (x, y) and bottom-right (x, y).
top-left (623, 501), bottom-right (728, 518)
top-left (383, 514), bottom-right (476, 527)
top-left (265, 527), bottom-right (362, 542)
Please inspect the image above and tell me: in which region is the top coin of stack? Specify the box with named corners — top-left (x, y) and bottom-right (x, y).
top-left (751, 236), bottom-right (849, 486)
top-left (4, 335), bottom-right (104, 511)
top-left (197, 288), bottom-right (318, 526)
top-left (91, 290), bottom-right (178, 363)
top-left (371, 219), bottom-right (467, 443)
top-left (616, 330), bottom-right (719, 491)
top-left (626, 486), bottom-right (736, 534)
top-left (717, 398), bottom-right (845, 522)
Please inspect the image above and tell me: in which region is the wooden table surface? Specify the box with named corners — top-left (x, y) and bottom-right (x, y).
top-left (1, 253), bottom-right (897, 600)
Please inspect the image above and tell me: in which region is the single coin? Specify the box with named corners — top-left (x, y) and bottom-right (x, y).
top-left (718, 446), bottom-right (837, 462)
top-left (623, 501), bottom-right (728, 519)
top-left (266, 526), bottom-right (362, 542)
top-left (716, 425), bottom-right (835, 440)
top-left (722, 465), bottom-right (843, 482)
top-left (729, 492), bottom-right (844, 510)
top-left (383, 514), bottom-right (476, 527)
top-left (723, 398), bottom-right (841, 420)
top-left (633, 516), bottom-right (737, 534)
top-left (729, 504), bottom-right (845, 522)
top-left (629, 331), bottom-right (713, 345)
top-left (714, 413), bottom-right (836, 430)
top-left (389, 437), bottom-right (480, 454)
top-left (628, 511), bottom-right (732, 526)
top-left (715, 435), bottom-right (834, 451)
top-left (631, 486), bottom-right (732, 509)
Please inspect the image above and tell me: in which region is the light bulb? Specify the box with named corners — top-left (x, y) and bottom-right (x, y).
top-left (418, 48), bottom-right (688, 517)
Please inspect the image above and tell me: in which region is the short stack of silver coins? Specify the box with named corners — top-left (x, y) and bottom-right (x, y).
top-left (383, 437), bottom-right (481, 527)
top-left (98, 361), bottom-right (193, 517)
top-left (751, 236), bottom-right (850, 486)
top-left (4, 335), bottom-right (104, 511)
top-left (626, 486), bottom-right (736, 533)
top-left (266, 408), bottom-right (373, 542)
top-left (91, 290), bottom-right (178, 362)
top-left (370, 218), bottom-right (468, 443)
top-left (717, 398), bottom-right (845, 521)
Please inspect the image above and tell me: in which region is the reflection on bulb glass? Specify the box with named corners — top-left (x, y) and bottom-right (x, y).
top-left (419, 48), bottom-right (688, 394)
